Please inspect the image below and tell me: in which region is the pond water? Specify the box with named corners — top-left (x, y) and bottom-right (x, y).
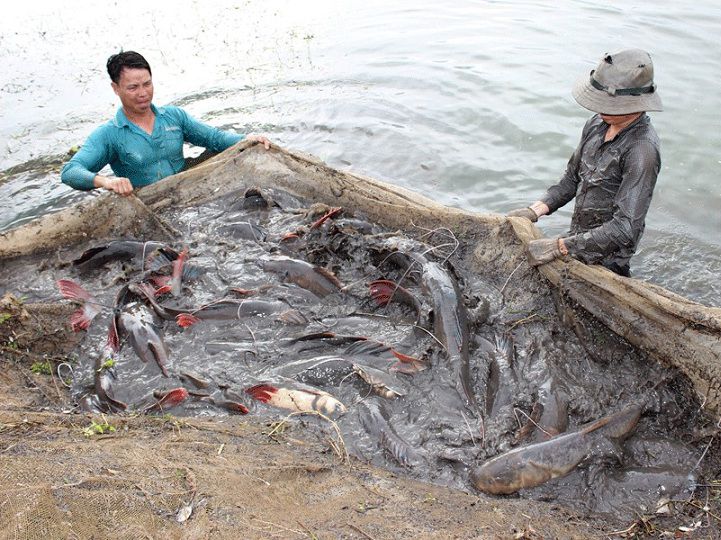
top-left (2, 0), bottom-right (720, 304)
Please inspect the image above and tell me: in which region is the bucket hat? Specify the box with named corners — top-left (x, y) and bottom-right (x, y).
top-left (572, 49), bottom-right (663, 114)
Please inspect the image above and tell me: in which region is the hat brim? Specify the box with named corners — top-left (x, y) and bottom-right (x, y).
top-left (572, 73), bottom-right (663, 114)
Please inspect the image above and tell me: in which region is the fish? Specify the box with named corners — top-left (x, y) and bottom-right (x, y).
top-left (358, 400), bottom-right (422, 468)
top-left (144, 387), bottom-right (189, 413)
top-left (246, 381), bottom-right (346, 419)
top-left (342, 338), bottom-right (427, 373)
top-left (534, 378), bottom-right (568, 441)
top-left (108, 285), bottom-right (170, 377)
top-left (93, 347), bottom-right (127, 412)
top-left (469, 402), bottom-right (643, 495)
top-left (225, 186), bottom-right (274, 212)
top-left (259, 255), bottom-right (342, 298)
top-left (179, 371), bottom-right (211, 389)
top-left (352, 363), bottom-right (407, 399)
top-left (210, 398), bottom-right (250, 415)
top-left (57, 279), bottom-right (103, 331)
top-left (276, 355), bottom-right (354, 387)
top-left (72, 240), bottom-right (170, 273)
top-left (485, 333), bottom-right (518, 417)
top-left (174, 298), bottom-right (306, 327)
top-left (216, 221), bottom-right (267, 242)
top-left (370, 239), bottom-right (474, 406)
top-left (416, 259), bottom-right (476, 411)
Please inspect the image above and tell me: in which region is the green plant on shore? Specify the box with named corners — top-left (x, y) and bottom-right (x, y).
top-left (82, 419), bottom-right (117, 438)
top-left (0, 312), bottom-right (11, 325)
top-left (30, 361), bottom-right (52, 375)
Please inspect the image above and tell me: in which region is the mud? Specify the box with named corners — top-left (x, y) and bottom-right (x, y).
top-left (2, 145), bottom-right (721, 537)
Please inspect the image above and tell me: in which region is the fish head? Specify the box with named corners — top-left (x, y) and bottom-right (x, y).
top-left (325, 399), bottom-right (347, 419)
top-left (469, 462), bottom-right (521, 495)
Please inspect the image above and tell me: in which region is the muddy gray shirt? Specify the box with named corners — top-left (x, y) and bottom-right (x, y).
top-left (540, 113), bottom-right (660, 270)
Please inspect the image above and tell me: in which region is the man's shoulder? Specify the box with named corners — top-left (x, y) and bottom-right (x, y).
top-left (88, 118), bottom-right (122, 139)
top-left (156, 104), bottom-right (186, 117)
top-left (629, 115), bottom-right (660, 149)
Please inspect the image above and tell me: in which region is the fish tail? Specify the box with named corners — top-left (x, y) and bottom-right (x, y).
top-left (369, 279), bottom-right (398, 306)
top-left (171, 248), bottom-right (188, 297)
top-left (148, 339), bottom-right (170, 378)
top-left (57, 279), bottom-right (93, 302)
top-left (246, 384), bottom-right (277, 403)
top-left (224, 401), bottom-right (250, 414)
top-left (160, 387), bottom-right (189, 408)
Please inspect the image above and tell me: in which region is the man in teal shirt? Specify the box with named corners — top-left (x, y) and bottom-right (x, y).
top-left (61, 51), bottom-right (270, 196)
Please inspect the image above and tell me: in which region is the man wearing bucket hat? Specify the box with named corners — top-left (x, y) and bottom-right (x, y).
top-left (507, 49), bottom-right (662, 276)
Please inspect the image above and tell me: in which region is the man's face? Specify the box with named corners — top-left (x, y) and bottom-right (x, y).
top-left (112, 67), bottom-right (153, 116)
top-left (600, 112), bottom-right (641, 126)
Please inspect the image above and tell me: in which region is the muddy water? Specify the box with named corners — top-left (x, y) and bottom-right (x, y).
top-left (1, 185), bottom-right (703, 522)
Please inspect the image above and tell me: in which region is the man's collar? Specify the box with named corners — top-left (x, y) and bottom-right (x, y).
top-left (114, 104), bottom-right (160, 127)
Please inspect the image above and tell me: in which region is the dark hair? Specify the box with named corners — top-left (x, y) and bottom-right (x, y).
top-left (106, 51), bottom-right (152, 84)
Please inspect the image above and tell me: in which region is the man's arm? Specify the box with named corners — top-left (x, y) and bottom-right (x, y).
top-left (562, 140), bottom-right (660, 259)
top-left (60, 126), bottom-right (133, 195)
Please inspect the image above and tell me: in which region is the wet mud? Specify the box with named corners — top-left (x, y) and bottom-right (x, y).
top-left (1, 182), bottom-right (714, 526)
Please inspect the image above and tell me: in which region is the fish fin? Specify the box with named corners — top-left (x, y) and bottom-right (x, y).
top-left (176, 313), bottom-right (200, 327)
top-left (182, 264), bottom-right (202, 281)
top-left (106, 318), bottom-right (120, 352)
top-left (145, 246), bottom-right (178, 271)
top-left (276, 309), bottom-right (307, 325)
top-left (246, 384), bottom-right (277, 403)
top-left (57, 279), bottom-right (94, 302)
top-left (159, 387), bottom-right (189, 407)
top-left (391, 349), bottom-right (420, 364)
top-left (344, 339), bottom-right (391, 357)
top-left (309, 206), bottom-right (342, 229)
top-left (154, 284), bottom-right (172, 296)
top-left (170, 248), bottom-right (188, 297)
top-left (223, 401), bottom-right (250, 414)
top-left (72, 246), bottom-right (107, 266)
top-left (369, 279), bottom-right (396, 306)
top-left (228, 287), bottom-right (256, 297)
top-left (69, 304), bottom-right (100, 331)
top-left (280, 231), bottom-right (301, 241)
top-left (313, 266), bottom-right (343, 288)
top-left (290, 331), bottom-right (337, 343)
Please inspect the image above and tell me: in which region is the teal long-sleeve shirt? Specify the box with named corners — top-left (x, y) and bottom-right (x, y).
top-left (61, 104), bottom-right (244, 190)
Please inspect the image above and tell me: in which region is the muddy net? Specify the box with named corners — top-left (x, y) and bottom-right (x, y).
top-left (2, 142), bottom-right (721, 537)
